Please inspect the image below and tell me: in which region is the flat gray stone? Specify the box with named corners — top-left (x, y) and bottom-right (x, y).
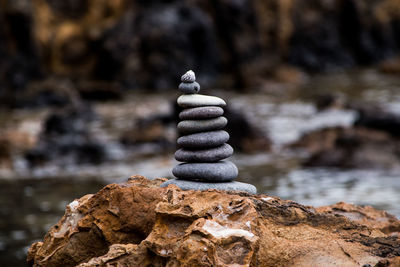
top-left (178, 117), bottom-right (227, 134)
top-left (177, 130), bottom-right (229, 148)
top-left (175, 144), bottom-right (233, 162)
top-left (179, 107), bottom-right (224, 120)
top-left (172, 161), bottom-right (238, 182)
top-left (160, 179), bottom-right (257, 194)
top-left (181, 70), bottom-right (196, 83)
top-left (179, 82), bottom-right (200, 94)
top-left (177, 94), bottom-right (226, 108)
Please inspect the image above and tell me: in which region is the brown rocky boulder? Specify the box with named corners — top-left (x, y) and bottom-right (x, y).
top-left (28, 175), bottom-right (400, 266)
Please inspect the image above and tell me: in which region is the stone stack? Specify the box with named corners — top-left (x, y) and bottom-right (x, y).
top-left (161, 70), bottom-right (256, 194)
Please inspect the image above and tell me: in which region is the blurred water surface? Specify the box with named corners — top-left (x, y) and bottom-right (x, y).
top-left (1, 68), bottom-right (400, 266)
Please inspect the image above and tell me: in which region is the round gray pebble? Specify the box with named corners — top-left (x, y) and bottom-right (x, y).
top-left (178, 117), bottom-right (227, 134)
top-left (175, 144), bottom-right (233, 162)
top-left (172, 161), bottom-right (238, 182)
top-left (179, 107), bottom-right (224, 120)
top-left (160, 179), bottom-right (257, 194)
top-left (177, 130), bottom-right (229, 148)
top-left (181, 70), bottom-right (196, 83)
top-left (179, 82), bottom-right (200, 94)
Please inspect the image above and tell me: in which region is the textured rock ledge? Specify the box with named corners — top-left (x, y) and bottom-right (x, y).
top-left (27, 176), bottom-right (400, 267)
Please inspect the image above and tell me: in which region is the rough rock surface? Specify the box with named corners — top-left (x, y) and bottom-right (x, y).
top-left (27, 175), bottom-right (400, 266)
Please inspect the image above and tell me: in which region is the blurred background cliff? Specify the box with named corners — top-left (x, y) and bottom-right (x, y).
top-left (1, 0), bottom-right (400, 265)
top-left (3, 0), bottom-right (400, 97)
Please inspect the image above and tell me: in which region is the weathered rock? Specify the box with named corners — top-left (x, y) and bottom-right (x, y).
top-left (179, 106), bottom-right (224, 120)
top-left (172, 161), bottom-right (238, 182)
top-left (175, 144), bottom-right (233, 162)
top-left (177, 117), bottom-right (227, 134)
top-left (76, 243), bottom-right (165, 267)
top-left (317, 202), bottom-right (400, 235)
top-left (27, 176), bottom-right (167, 267)
top-left (27, 176), bottom-right (400, 267)
top-left (177, 130), bottom-right (229, 148)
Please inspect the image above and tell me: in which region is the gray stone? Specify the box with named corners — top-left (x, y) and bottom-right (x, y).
top-left (179, 107), bottom-right (224, 120)
top-left (178, 117), bottom-right (227, 134)
top-left (179, 82), bottom-right (200, 94)
top-left (175, 144), bottom-right (233, 162)
top-left (172, 161), bottom-right (238, 181)
top-left (177, 130), bottom-right (229, 148)
top-left (181, 70), bottom-right (196, 83)
top-left (177, 94), bottom-right (226, 108)
top-left (160, 179), bottom-right (257, 194)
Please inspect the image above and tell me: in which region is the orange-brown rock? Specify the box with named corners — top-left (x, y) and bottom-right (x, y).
top-left (317, 202), bottom-right (400, 236)
top-left (28, 175), bottom-right (400, 267)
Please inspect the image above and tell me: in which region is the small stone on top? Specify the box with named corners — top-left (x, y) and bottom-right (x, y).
top-left (181, 70), bottom-right (196, 83)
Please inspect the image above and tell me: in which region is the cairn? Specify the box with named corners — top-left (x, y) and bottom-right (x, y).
top-left (161, 70), bottom-right (256, 194)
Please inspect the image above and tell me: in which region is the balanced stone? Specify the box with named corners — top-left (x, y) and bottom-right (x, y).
top-left (181, 70), bottom-right (196, 83)
top-left (172, 161), bottom-right (238, 182)
top-left (160, 179), bottom-right (257, 194)
top-left (177, 94), bottom-right (226, 108)
top-left (179, 82), bottom-right (200, 94)
top-left (177, 117), bottom-right (227, 134)
top-left (177, 130), bottom-right (229, 148)
top-left (179, 107), bottom-right (224, 120)
top-left (168, 70), bottom-right (256, 194)
top-left (175, 144), bottom-right (233, 162)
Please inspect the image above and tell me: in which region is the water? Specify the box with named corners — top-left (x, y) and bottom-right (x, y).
top-left (1, 68), bottom-right (400, 265)
top-left (0, 178), bottom-right (106, 266)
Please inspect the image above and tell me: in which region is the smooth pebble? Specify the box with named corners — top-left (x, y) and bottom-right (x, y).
top-left (179, 82), bottom-right (200, 94)
top-left (178, 117), bottom-right (227, 134)
top-left (179, 106), bottom-right (224, 120)
top-left (177, 94), bottom-right (226, 108)
top-left (175, 144), bottom-right (233, 162)
top-left (172, 161), bottom-right (238, 182)
top-left (161, 179), bottom-right (257, 194)
top-left (177, 130), bottom-right (229, 148)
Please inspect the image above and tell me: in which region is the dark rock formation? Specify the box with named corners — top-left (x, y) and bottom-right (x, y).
top-left (355, 109), bottom-right (400, 138)
top-left (291, 127), bottom-right (400, 169)
top-left (25, 106), bottom-right (107, 167)
top-left (288, 0), bottom-right (400, 71)
top-left (27, 176), bottom-right (400, 266)
top-left (0, 0), bottom-right (42, 107)
top-left (296, 94), bottom-right (400, 169)
top-left (2, 0), bottom-right (400, 103)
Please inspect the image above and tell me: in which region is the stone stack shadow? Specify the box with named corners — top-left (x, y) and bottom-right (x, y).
top-left (161, 70), bottom-right (256, 194)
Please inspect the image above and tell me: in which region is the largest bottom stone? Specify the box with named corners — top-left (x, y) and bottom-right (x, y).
top-left (172, 161), bottom-right (238, 182)
top-left (160, 179), bottom-right (257, 194)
